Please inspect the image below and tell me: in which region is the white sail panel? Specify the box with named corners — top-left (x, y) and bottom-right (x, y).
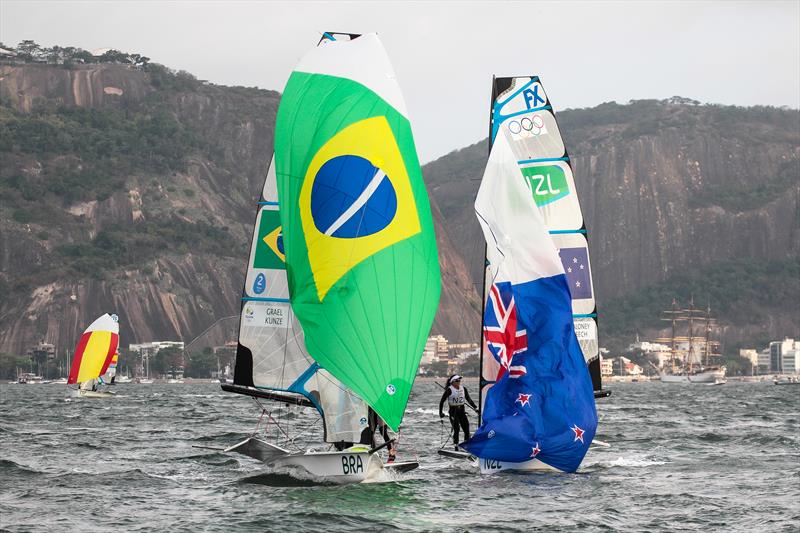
top-left (233, 153), bottom-right (368, 444)
top-left (294, 33), bottom-right (408, 117)
top-left (261, 155), bottom-right (278, 201)
top-left (312, 370), bottom-right (369, 443)
top-left (501, 110), bottom-right (565, 159)
top-left (518, 161), bottom-right (583, 230)
top-left (495, 78), bottom-right (548, 114)
top-left (243, 205), bottom-right (288, 299)
top-left (480, 75), bottom-right (603, 397)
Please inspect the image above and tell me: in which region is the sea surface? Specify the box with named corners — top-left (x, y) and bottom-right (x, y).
top-left (1, 380), bottom-right (798, 532)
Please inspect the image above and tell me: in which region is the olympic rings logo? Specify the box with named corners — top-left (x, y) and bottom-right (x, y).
top-left (507, 114), bottom-right (546, 136)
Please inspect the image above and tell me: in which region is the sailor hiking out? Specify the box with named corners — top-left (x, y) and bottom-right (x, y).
top-left (438, 375), bottom-right (477, 450)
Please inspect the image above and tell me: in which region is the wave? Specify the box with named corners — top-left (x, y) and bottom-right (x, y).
top-left (0, 458), bottom-right (43, 477)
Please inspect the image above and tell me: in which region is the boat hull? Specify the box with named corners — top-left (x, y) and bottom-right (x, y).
top-left (226, 437), bottom-right (393, 483)
top-left (660, 367), bottom-right (726, 383)
top-left (75, 389), bottom-right (115, 398)
top-left (479, 456), bottom-right (559, 474)
top-left (273, 450), bottom-right (384, 483)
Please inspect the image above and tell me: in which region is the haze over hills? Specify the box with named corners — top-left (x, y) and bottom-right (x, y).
top-left (0, 48), bottom-right (797, 362)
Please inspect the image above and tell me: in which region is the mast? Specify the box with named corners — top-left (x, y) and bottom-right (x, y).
top-left (704, 302), bottom-right (711, 367)
top-left (464, 76), bottom-right (598, 472)
top-left (661, 298), bottom-right (682, 373)
top-left (687, 296), bottom-right (694, 373)
top-left (477, 76), bottom-right (499, 425)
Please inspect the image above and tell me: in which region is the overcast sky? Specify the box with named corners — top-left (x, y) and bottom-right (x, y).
top-left (2, 1), bottom-right (798, 162)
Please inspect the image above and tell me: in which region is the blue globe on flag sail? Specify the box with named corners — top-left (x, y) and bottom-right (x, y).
top-left (310, 155), bottom-right (398, 238)
top-left (276, 233), bottom-right (285, 255)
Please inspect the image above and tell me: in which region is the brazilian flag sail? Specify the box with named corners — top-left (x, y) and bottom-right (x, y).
top-left (274, 33), bottom-right (441, 431)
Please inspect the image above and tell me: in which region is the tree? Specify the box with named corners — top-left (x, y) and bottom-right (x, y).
top-left (428, 360), bottom-right (450, 377)
top-left (0, 353), bottom-right (33, 380)
top-left (185, 347), bottom-right (216, 378)
top-left (16, 40), bottom-right (42, 61)
top-left (151, 346), bottom-right (183, 378)
top-left (459, 354), bottom-right (480, 377)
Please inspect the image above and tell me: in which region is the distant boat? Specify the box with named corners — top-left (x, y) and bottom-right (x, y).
top-left (774, 377), bottom-right (800, 385)
top-left (657, 298), bottom-right (726, 383)
top-left (67, 313), bottom-right (119, 398)
top-left (222, 32), bottom-right (439, 483)
top-left (17, 372), bottom-right (44, 384)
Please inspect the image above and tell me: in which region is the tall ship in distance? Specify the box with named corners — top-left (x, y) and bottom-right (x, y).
top-left (657, 297), bottom-right (726, 383)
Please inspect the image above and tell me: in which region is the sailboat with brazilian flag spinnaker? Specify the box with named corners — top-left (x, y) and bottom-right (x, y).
top-left (222, 32), bottom-right (440, 483)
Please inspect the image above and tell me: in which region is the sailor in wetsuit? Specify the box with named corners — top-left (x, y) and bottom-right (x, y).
top-left (359, 407), bottom-right (396, 463)
top-left (438, 374), bottom-right (477, 451)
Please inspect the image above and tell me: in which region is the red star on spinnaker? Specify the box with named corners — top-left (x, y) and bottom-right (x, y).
top-left (571, 424), bottom-right (585, 443)
top-left (530, 442), bottom-right (541, 458)
top-left (515, 393), bottom-right (531, 407)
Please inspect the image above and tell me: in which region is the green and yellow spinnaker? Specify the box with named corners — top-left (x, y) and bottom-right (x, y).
top-left (275, 33), bottom-right (441, 430)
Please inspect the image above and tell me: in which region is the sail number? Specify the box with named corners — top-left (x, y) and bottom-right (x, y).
top-left (482, 459), bottom-right (503, 470)
top-left (530, 173), bottom-right (561, 196)
top-left (341, 455), bottom-right (363, 475)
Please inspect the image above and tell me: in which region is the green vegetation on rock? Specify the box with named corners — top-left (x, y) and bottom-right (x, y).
top-left (602, 258), bottom-right (800, 340)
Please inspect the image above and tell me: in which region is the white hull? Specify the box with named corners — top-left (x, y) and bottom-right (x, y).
top-left (225, 437), bottom-right (407, 483)
top-left (660, 367), bottom-right (726, 383)
top-left (479, 456), bottom-right (559, 474)
top-left (274, 450), bottom-right (384, 483)
top-left (73, 389), bottom-right (116, 398)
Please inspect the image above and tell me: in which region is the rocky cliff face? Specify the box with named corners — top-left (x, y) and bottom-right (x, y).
top-left (424, 100), bottom-right (799, 346)
top-left (0, 63), bottom-right (479, 356)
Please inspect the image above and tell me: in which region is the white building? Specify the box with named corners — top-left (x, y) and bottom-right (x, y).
top-left (619, 356), bottom-right (643, 376)
top-left (422, 335), bottom-right (449, 365)
top-left (628, 341), bottom-right (670, 353)
top-left (600, 356), bottom-right (613, 377)
top-left (769, 338), bottom-right (799, 374)
top-left (129, 341), bottom-right (185, 360)
top-left (757, 348), bottom-right (771, 374)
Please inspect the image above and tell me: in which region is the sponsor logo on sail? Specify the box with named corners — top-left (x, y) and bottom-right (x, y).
top-left (521, 165), bottom-right (569, 206)
top-left (523, 85), bottom-right (545, 108)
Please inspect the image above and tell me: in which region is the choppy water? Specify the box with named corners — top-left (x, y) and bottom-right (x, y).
top-left (1, 380), bottom-right (798, 532)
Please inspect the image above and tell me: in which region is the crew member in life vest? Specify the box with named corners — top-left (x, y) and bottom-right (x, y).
top-left (438, 374), bottom-right (477, 450)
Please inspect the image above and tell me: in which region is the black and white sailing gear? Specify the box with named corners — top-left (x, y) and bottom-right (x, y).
top-left (438, 379), bottom-right (477, 446)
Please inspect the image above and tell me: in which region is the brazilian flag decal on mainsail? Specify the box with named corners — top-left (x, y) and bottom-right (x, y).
top-left (253, 209), bottom-right (285, 270)
top-left (275, 34), bottom-right (441, 430)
